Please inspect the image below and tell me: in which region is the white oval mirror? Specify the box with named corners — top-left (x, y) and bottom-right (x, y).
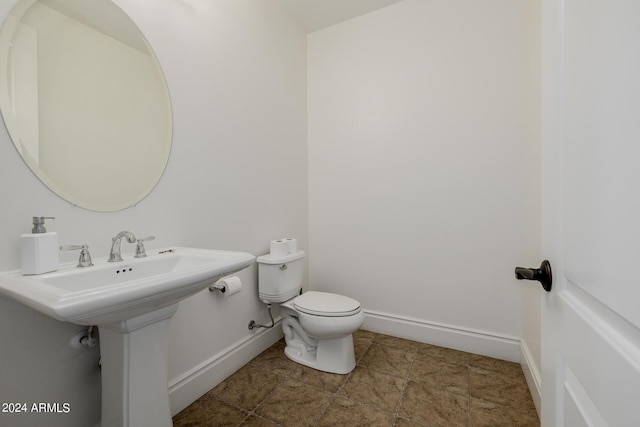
top-left (0, 0), bottom-right (172, 211)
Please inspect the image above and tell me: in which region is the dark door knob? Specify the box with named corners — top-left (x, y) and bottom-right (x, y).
top-left (515, 260), bottom-right (552, 292)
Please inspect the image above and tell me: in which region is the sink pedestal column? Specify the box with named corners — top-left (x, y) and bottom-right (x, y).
top-left (98, 304), bottom-right (178, 427)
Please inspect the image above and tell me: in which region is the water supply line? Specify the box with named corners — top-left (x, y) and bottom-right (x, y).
top-left (248, 304), bottom-right (275, 330)
top-left (80, 325), bottom-right (97, 348)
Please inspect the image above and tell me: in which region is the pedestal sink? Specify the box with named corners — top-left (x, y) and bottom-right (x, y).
top-left (0, 247), bottom-right (255, 427)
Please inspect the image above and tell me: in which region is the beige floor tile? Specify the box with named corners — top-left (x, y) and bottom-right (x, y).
top-left (240, 415), bottom-right (280, 426)
top-left (256, 379), bottom-right (333, 427)
top-left (338, 366), bottom-right (405, 412)
top-left (317, 396), bottom-right (394, 426)
top-left (354, 335), bottom-right (373, 362)
top-left (469, 354), bottom-right (523, 376)
top-left (399, 381), bottom-right (469, 427)
top-left (297, 364), bottom-right (349, 393)
top-left (409, 353), bottom-right (469, 395)
top-left (470, 366), bottom-right (535, 410)
top-left (470, 398), bottom-right (540, 426)
top-left (373, 333), bottom-right (421, 353)
top-left (172, 395), bottom-right (247, 427)
top-left (358, 343), bottom-right (416, 378)
top-left (249, 342), bottom-right (307, 380)
top-left (353, 329), bottom-right (377, 341)
top-left (416, 342), bottom-right (471, 365)
top-left (394, 417), bottom-right (429, 426)
top-left (211, 363), bottom-right (284, 411)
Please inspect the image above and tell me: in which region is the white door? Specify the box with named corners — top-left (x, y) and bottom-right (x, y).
top-left (540, 0), bottom-right (640, 425)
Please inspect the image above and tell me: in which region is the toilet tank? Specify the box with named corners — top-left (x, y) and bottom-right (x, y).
top-left (256, 251), bottom-right (305, 304)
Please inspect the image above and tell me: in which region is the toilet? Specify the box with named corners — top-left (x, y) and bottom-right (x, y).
top-left (257, 250), bottom-right (364, 374)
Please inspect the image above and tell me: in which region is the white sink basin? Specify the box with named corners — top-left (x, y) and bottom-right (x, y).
top-left (0, 247), bottom-right (255, 325)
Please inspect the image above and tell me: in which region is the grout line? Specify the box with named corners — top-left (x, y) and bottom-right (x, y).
top-left (391, 347), bottom-right (417, 426)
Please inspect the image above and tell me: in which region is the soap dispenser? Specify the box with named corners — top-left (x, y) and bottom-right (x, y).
top-left (20, 216), bottom-right (59, 275)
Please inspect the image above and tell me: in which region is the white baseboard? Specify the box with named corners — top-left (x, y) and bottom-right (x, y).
top-left (362, 309), bottom-right (521, 362)
top-left (520, 340), bottom-right (542, 416)
top-left (168, 320), bottom-right (283, 416)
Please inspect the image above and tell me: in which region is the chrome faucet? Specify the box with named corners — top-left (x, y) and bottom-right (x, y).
top-left (108, 231), bottom-right (136, 262)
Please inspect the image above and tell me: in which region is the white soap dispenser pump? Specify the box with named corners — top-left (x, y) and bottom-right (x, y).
top-left (20, 216), bottom-right (59, 275)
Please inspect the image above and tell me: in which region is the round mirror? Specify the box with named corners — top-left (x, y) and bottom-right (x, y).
top-left (0, 0), bottom-right (172, 211)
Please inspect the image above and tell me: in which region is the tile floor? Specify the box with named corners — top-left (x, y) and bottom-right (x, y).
top-left (172, 330), bottom-right (539, 426)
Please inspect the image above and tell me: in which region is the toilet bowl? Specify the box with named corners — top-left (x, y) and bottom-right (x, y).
top-left (256, 249), bottom-right (364, 374)
top-left (279, 291), bottom-right (364, 374)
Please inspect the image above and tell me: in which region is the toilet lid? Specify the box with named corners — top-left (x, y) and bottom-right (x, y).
top-left (293, 291), bottom-right (361, 317)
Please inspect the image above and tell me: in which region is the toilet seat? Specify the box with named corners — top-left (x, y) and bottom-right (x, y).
top-left (293, 291), bottom-right (361, 317)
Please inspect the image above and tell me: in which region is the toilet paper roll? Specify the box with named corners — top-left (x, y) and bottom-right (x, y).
top-left (270, 239), bottom-right (289, 257)
top-left (283, 238), bottom-right (297, 254)
top-left (215, 276), bottom-right (242, 298)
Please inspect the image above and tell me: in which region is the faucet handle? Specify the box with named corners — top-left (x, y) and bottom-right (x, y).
top-left (60, 244), bottom-right (94, 268)
top-left (134, 236), bottom-right (155, 258)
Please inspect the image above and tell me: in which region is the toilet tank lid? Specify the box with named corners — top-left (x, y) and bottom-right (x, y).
top-left (256, 250), bottom-right (305, 264)
top-left (294, 291), bottom-right (361, 316)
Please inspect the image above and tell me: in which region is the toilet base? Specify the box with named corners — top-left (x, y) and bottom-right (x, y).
top-left (283, 334), bottom-right (356, 374)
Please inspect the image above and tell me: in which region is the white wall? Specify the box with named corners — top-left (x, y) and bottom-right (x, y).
top-left (0, 1), bottom-right (306, 426)
top-left (308, 0), bottom-right (540, 359)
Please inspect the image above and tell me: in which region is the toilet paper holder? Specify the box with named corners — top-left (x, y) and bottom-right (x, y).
top-left (208, 276), bottom-right (242, 296)
top-left (209, 283), bottom-right (226, 293)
